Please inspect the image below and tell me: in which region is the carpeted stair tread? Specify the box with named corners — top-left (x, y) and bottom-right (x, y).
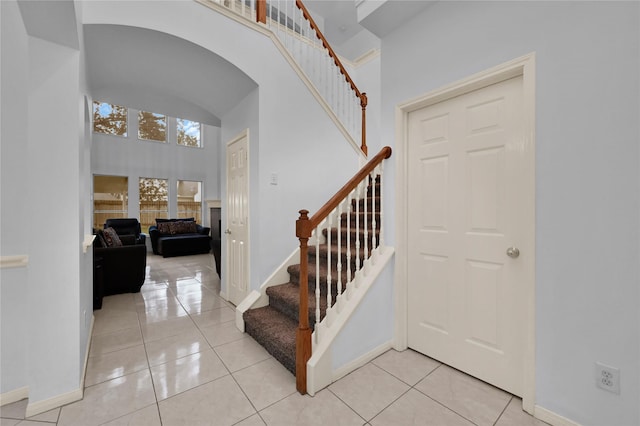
top-left (243, 174), bottom-right (385, 379)
top-left (339, 211), bottom-right (381, 228)
top-left (243, 306), bottom-right (297, 375)
top-left (322, 227), bottom-right (380, 246)
top-left (352, 197), bottom-right (381, 211)
top-left (308, 244), bottom-right (368, 269)
top-left (287, 263), bottom-right (353, 290)
top-left (267, 282), bottom-right (328, 329)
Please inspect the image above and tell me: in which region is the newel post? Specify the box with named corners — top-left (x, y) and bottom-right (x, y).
top-left (296, 210), bottom-right (312, 394)
top-left (256, 0), bottom-right (266, 23)
top-left (360, 92), bottom-right (368, 156)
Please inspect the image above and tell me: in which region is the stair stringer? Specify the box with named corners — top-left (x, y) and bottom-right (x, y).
top-left (307, 245), bottom-right (395, 395)
top-left (235, 246), bottom-right (300, 332)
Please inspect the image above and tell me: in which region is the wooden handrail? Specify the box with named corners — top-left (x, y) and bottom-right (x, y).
top-left (309, 146), bottom-right (391, 230)
top-left (295, 0), bottom-right (361, 97)
top-left (293, 0), bottom-right (368, 156)
top-left (295, 145), bottom-right (391, 394)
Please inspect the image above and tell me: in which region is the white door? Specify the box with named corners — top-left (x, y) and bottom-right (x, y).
top-left (226, 132), bottom-right (249, 306)
top-left (407, 76), bottom-right (530, 396)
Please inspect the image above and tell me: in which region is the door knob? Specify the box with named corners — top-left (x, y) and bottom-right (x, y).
top-left (224, 229), bottom-right (232, 235)
top-left (506, 247), bottom-right (520, 258)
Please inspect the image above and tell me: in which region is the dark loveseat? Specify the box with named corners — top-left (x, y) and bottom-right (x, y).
top-left (149, 218), bottom-right (211, 257)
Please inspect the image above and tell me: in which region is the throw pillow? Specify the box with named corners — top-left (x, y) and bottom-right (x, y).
top-left (102, 227), bottom-right (123, 247)
top-left (157, 222), bottom-right (172, 234)
top-left (169, 220), bottom-right (195, 235)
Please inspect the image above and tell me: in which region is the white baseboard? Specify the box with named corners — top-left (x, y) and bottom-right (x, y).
top-left (0, 386), bottom-right (29, 406)
top-left (22, 316), bottom-right (93, 417)
top-left (332, 340), bottom-right (392, 382)
top-left (81, 315), bottom-right (95, 390)
top-left (535, 405), bottom-right (581, 426)
top-left (219, 290), bottom-right (229, 301)
top-left (25, 388), bottom-right (83, 418)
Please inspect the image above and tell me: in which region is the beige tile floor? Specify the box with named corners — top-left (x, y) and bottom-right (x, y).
top-left (0, 253), bottom-right (547, 426)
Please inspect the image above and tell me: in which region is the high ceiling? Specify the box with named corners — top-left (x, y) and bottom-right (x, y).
top-left (84, 24), bottom-right (258, 126)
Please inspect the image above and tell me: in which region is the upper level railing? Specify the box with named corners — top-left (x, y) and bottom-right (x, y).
top-left (210, 0), bottom-right (368, 155)
top-left (294, 146), bottom-right (391, 393)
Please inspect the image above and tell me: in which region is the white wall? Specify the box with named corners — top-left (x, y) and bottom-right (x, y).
top-left (1, 0), bottom-right (91, 408)
top-left (81, 1), bottom-right (362, 293)
top-left (380, 2), bottom-right (639, 425)
top-left (91, 107), bottom-right (222, 226)
top-left (0, 0), bottom-right (30, 396)
top-left (27, 35), bottom-right (83, 403)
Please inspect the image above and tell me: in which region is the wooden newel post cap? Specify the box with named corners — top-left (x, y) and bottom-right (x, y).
top-left (360, 92), bottom-right (368, 108)
top-left (296, 210), bottom-right (311, 238)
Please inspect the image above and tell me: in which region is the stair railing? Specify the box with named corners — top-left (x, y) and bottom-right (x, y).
top-left (295, 146), bottom-right (391, 393)
top-left (209, 0), bottom-right (368, 155)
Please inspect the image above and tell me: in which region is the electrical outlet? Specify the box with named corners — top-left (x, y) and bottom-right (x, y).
top-left (595, 362), bottom-right (620, 394)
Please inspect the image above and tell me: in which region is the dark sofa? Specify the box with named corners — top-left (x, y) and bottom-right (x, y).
top-left (149, 218), bottom-right (211, 257)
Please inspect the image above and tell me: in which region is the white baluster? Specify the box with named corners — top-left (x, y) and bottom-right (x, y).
top-left (326, 212), bottom-right (332, 313)
top-left (315, 223), bottom-right (321, 343)
top-left (363, 176), bottom-right (368, 269)
top-left (379, 163), bottom-right (385, 253)
top-left (337, 201), bottom-right (343, 301)
top-left (371, 170), bottom-right (377, 253)
top-left (346, 190), bottom-right (352, 294)
top-left (355, 182), bottom-right (360, 283)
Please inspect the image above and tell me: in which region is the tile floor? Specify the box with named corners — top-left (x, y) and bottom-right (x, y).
top-left (0, 253), bottom-right (547, 426)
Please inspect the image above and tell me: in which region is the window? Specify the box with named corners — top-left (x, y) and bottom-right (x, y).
top-left (93, 101), bottom-right (127, 136)
top-left (138, 111), bottom-right (167, 142)
top-left (139, 178), bottom-right (168, 233)
top-left (177, 118), bottom-right (201, 147)
top-left (93, 175), bottom-right (128, 229)
top-left (177, 180), bottom-right (202, 223)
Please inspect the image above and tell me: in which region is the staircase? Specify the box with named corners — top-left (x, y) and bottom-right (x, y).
top-left (243, 176), bottom-right (381, 376)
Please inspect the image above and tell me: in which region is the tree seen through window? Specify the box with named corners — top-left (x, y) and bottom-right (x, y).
top-left (177, 118), bottom-right (201, 147)
top-left (93, 101), bottom-right (127, 136)
top-left (138, 111), bottom-right (167, 142)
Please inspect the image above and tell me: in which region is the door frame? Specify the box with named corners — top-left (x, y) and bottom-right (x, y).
top-left (222, 129), bottom-right (250, 304)
top-left (394, 53), bottom-right (536, 413)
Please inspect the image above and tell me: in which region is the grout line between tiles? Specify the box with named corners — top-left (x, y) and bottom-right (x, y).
top-left (492, 395), bottom-right (514, 426)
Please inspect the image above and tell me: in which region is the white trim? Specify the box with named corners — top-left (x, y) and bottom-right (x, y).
top-left (25, 388), bottom-right (83, 418)
top-left (20, 316), bottom-right (93, 417)
top-left (206, 199), bottom-right (222, 209)
top-left (82, 234), bottom-right (96, 254)
top-left (0, 255), bottom-right (29, 269)
top-left (534, 405), bottom-right (582, 426)
top-left (394, 52), bottom-right (536, 412)
top-left (307, 246), bottom-right (395, 395)
top-left (80, 315), bottom-right (95, 392)
top-left (0, 386), bottom-right (29, 407)
top-left (339, 49), bottom-right (381, 70)
top-left (235, 247), bottom-right (300, 332)
top-left (331, 340), bottom-right (392, 382)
